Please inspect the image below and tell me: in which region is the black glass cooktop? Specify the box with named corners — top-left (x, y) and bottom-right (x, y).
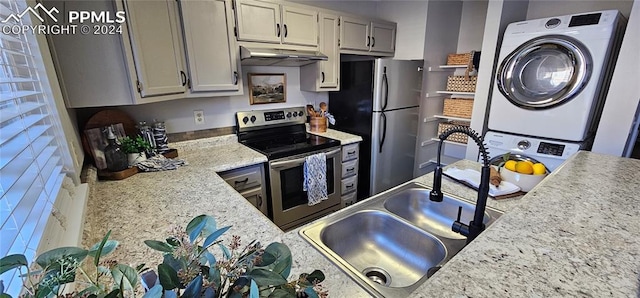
top-left (239, 124), bottom-right (340, 160)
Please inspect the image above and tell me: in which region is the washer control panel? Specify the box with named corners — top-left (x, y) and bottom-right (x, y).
top-left (537, 142), bottom-right (566, 156)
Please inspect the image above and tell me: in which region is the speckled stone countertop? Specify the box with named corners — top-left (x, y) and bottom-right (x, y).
top-left (82, 135), bottom-right (369, 296)
top-left (305, 124), bottom-right (363, 145)
top-left (414, 151), bottom-right (640, 297)
top-left (82, 135), bottom-right (273, 264)
top-left (84, 136), bottom-right (640, 297)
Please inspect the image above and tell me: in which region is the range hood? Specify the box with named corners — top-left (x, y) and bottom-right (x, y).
top-left (239, 46), bottom-right (328, 66)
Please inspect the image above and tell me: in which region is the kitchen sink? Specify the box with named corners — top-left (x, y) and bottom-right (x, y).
top-left (320, 210), bottom-right (446, 288)
top-left (384, 188), bottom-right (502, 240)
top-left (299, 182), bottom-right (503, 297)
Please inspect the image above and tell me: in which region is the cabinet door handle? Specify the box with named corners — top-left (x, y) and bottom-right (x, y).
top-left (233, 71), bottom-right (239, 85)
top-left (276, 23), bottom-right (281, 37)
top-left (348, 150), bottom-right (356, 155)
top-left (346, 168), bottom-right (355, 172)
top-left (366, 36), bottom-right (370, 47)
top-left (346, 183), bottom-right (354, 188)
top-left (180, 71), bottom-right (187, 86)
top-left (257, 194), bottom-right (263, 207)
top-left (321, 72), bottom-right (325, 83)
top-left (284, 24), bottom-right (288, 38)
top-left (234, 177), bottom-right (248, 185)
top-left (371, 36), bottom-right (375, 47)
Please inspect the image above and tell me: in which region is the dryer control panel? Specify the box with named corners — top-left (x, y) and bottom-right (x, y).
top-left (569, 13), bottom-right (601, 27)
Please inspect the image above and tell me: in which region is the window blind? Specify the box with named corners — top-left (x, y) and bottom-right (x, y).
top-left (0, 0), bottom-right (68, 295)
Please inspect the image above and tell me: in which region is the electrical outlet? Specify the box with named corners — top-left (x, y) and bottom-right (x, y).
top-left (194, 110), bottom-right (205, 125)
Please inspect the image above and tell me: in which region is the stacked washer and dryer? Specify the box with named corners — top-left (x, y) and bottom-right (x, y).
top-left (485, 10), bottom-right (627, 171)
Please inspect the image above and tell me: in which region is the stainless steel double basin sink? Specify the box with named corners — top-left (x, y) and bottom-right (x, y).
top-left (299, 182), bottom-right (503, 297)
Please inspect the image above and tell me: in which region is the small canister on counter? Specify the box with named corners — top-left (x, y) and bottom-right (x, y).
top-left (153, 120), bottom-right (170, 154)
top-left (137, 121), bottom-right (157, 155)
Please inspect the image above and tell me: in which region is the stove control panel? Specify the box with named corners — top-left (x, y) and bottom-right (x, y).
top-left (237, 107), bottom-right (307, 132)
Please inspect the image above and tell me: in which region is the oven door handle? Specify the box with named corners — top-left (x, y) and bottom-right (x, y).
top-left (270, 148), bottom-right (341, 169)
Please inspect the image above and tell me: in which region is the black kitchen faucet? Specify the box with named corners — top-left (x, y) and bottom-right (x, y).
top-left (429, 126), bottom-right (491, 244)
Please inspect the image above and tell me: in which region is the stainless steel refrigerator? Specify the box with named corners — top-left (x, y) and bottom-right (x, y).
top-left (329, 58), bottom-right (423, 199)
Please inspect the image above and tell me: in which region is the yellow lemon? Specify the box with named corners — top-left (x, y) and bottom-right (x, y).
top-left (523, 160), bottom-right (535, 167)
top-left (532, 163), bottom-right (546, 175)
top-left (515, 161), bottom-right (534, 175)
top-left (504, 160), bottom-right (517, 172)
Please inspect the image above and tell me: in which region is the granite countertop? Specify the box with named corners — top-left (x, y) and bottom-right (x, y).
top-left (415, 151), bottom-right (640, 297)
top-left (82, 134), bottom-right (369, 296)
top-left (306, 125), bottom-right (364, 145)
top-left (84, 133), bottom-right (640, 297)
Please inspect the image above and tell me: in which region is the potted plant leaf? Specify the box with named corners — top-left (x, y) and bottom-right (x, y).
top-left (141, 214), bottom-right (326, 297)
top-left (0, 231), bottom-right (139, 297)
top-left (120, 135), bottom-right (152, 166)
top-left (0, 215), bottom-right (327, 298)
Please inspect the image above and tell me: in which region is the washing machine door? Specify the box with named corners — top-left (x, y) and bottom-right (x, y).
top-left (497, 35), bottom-right (592, 110)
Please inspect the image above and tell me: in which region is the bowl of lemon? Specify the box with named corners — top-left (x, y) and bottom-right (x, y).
top-left (492, 154), bottom-right (548, 192)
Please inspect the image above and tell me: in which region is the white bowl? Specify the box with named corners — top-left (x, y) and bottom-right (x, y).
top-left (500, 167), bottom-right (547, 192)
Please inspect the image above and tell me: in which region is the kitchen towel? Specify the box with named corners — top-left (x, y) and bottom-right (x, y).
top-left (136, 155), bottom-right (188, 172)
top-left (443, 167), bottom-right (520, 197)
top-left (303, 152), bottom-right (328, 206)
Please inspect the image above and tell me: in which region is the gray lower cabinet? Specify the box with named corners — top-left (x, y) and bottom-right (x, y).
top-left (341, 143), bottom-right (359, 208)
top-left (218, 164), bottom-right (268, 216)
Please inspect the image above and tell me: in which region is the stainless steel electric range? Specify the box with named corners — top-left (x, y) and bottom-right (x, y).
top-left (236, 107), bottom-right (342, 230)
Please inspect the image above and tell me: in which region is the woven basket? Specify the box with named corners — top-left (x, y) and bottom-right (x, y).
top-left (447, 53), bottom-right (472, 65)
top-left (446, 75), bottom-right (477, 92)
top-left (437, 122), bottom-right (469, 144)
top-left (443, 98), bottom-right (473, 119)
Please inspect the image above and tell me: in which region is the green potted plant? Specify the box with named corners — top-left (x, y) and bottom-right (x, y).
top-left (120, 135), bottom-right (152, 166)
top-left (0, 215), bottom-right (327, 298)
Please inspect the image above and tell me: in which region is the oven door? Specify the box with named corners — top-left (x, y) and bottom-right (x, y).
top-left (269, 147), bottom-right (342, 230)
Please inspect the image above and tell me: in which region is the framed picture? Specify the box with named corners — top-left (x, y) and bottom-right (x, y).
top-left (248, 73), bottom-right (286, 104)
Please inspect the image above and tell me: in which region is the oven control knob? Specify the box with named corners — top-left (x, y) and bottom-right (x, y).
top-left (299, 110), bottom-right (304, 117)
top-left (242, 116), bottom-right (249, 124)
top-left (250, 115), bottom-right (256, 123)
top-left (517, 140), bottom-right (531, 150)
top-left (293, 111), bottom-right (298, 117)
top-left (286, 112), bottom-right (292, 118)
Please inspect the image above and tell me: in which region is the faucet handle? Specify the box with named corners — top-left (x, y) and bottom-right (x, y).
top-left (452, 205), bottom-right (470, 237)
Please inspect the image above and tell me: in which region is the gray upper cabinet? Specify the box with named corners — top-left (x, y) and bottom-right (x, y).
top-left (370, 21), bottom-right (396, 53)
top-left (234, 0), bottom-right (281, 43)
top-left (124, 0), bottom-right (187, 97)
top-left (340, 16), bottom-right (396, 54)
top-left (281, 6), bottom-right (318, 46)
top-left (48, 0), bottom-right (188, 107)
top-left (234, 0), bottom-right (318, 47)
top-left (179, 0), bottom-right (242, 93)
top-left (339, 16), bottom-right (370, 51)
top-left (301, 12), bottom-right (340, 91)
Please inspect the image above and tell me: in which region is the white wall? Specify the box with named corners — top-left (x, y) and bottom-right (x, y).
top-left (376, 1), bottom-right (428, 60)
top-left (592, 0), bottom-right (640, 156)
top-left (526, 0), bottom-right (634, 20)
top-left (456, 0), bottom-right (488, 53)
top-left (117, 66), bottom-right (328, 133)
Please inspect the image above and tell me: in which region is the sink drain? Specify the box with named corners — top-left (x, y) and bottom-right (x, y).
top-left (362, 267), bottom-right (391, 286)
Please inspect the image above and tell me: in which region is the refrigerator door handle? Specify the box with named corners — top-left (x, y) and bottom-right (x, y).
top-left (379, 112), bottom-right (387, 153)
top-left (382, 67), bottom-right (389, 111)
